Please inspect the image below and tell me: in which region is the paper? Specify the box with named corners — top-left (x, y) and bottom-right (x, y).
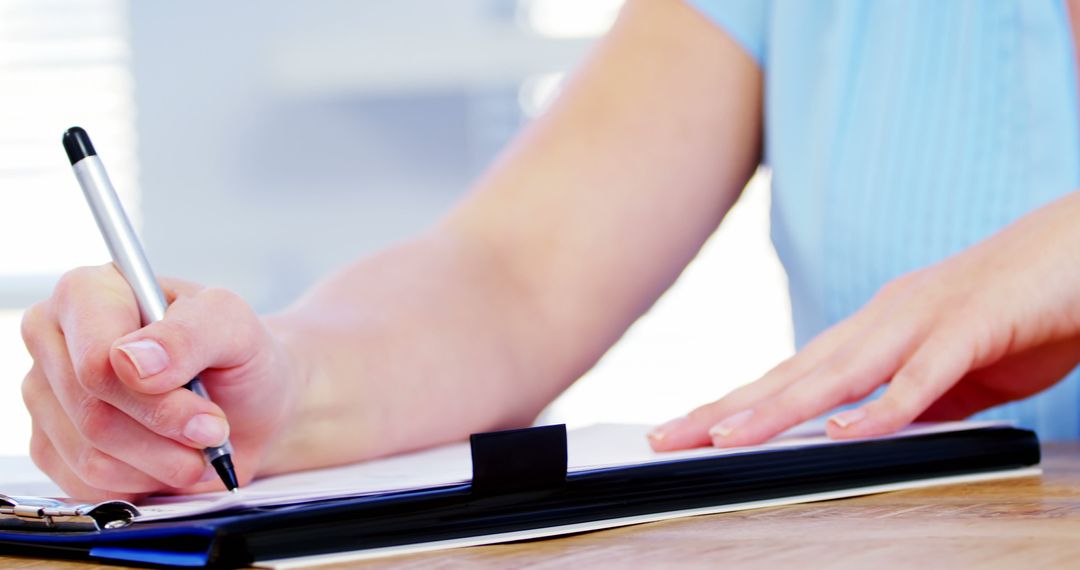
top-left (0, 420), bottom-right (1009, 522)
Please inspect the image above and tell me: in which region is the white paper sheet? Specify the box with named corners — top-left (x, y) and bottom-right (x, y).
top-left (0, 420), bottom-right (1012, 522)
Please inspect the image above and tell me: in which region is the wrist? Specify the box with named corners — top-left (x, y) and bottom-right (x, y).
top-left (254, 308), bottom-right (387, 476)
top-left (252, 310), bottom-right (320, 476)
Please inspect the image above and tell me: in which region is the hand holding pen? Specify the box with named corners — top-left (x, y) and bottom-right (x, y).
top-left (65, 127), bottom-right (239, 492)
top-left (15, 128), bottom-right (300, 501)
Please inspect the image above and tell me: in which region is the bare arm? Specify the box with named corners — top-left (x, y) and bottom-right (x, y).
top-left (20, 0), bottom-right (761, 500)
top-left (265, 0), bottom-right (762, 470)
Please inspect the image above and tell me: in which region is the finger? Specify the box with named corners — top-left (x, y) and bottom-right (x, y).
top-left (46, 266), bottom-right (231, 448)
top-left (29, 427), bottom-right (141, 503)
top-left (826, 325), bottom-right (974, 439)
top-left (920, 335), bottom-right (1080, 421)
top-left (19, 301), bottom-right (52, 359)
top-left (707, 320), bottom-right (917, 448)
top-left (22, 365), bottom-right (178, 494)
top-left (26, 323), bottom-right (210, 488)
top-left (28, 423), bottom-right (147, 503)
top-left (916, 369), bottom-right (1001, 421)
top-left (53, 265), bottom-right (143, 388)
top-left (649, 297), bottom-right (898, 451)
top-left (110, 287), bottom-right (265, 395)
top-left (159, 276), bottom-right (205, 303)
top-left (48, 265), bottom-right (197, 396)
top-left (53, 267), bottom-right (210, 364)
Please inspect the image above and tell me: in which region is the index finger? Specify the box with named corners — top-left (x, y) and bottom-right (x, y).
top-left (53, 267), bottom-right (206, 397)
top-left (707, 317), bottom-right (920, 448)
top-left (649, 297), bottom-right (893, 450)
top-left (52, 265), bottom-right (143, 382)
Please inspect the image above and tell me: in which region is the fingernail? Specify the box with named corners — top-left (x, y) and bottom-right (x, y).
top-left (708, 409), bottom-right (755, 439)
top-left (829, 408), bottom-right (867, 429)
top-left (117, 339), bottom-right (169, 378)
top-left (183, 414), bottom-right (229, 448)
top-left (648, 417), bottom-right (690, 442)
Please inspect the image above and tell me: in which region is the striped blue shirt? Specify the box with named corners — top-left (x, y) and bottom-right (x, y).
top-left (689, 0), bottom-right (1080, 438)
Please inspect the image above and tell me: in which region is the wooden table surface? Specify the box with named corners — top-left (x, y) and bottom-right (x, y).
top-left (4, 443), bottom-right (1079, 569)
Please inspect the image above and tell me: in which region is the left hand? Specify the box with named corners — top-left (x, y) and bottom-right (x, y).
top-left (648, 189), bottom-right (1080, 451)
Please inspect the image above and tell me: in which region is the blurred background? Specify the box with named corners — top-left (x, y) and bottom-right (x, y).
top-left (0, 0), bottom-right (793, 456)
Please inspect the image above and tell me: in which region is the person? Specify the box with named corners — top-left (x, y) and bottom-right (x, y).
top-left (19, 0), bottom-right (1080, 502)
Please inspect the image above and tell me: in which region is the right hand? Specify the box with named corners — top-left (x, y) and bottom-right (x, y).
top-left (20, 264), bottom-right (301, 502)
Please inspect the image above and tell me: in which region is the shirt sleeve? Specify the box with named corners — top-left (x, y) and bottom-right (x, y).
top-left (685, 0), bottom-right (769, 66)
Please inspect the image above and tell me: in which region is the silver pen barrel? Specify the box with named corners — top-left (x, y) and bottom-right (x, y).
top-left (72, 156), bottom-right (168, 324)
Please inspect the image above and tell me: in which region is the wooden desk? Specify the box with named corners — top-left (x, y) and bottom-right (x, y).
top-left (4, 443), bottom-right (1079, 569)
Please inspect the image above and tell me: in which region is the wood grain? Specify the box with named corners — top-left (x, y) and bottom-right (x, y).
top-left (4, 443), bottom-right (1079, 569)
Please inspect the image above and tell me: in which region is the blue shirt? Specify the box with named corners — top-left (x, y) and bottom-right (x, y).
top-left (689, 0), bottom-right (1080, 439)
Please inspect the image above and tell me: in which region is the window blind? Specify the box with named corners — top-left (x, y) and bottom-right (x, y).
top-left (0, 0), bottom-right (137, 285)
top-left (0, 0), bottom-right (137, 454)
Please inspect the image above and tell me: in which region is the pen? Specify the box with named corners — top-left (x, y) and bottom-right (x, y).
top-left (61, 126), bottom-right (240, 493)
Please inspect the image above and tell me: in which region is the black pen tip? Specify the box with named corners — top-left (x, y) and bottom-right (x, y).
top-left (211, 455), bottom-right (240, 492)
top-left (62, 126), bottom-right (96, 165)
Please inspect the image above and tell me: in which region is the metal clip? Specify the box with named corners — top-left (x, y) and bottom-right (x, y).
top-left (0, 494), bottom-right (140, 531)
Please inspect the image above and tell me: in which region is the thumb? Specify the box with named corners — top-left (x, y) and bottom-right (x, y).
top-left (110, 287), bottom-right (264, 395)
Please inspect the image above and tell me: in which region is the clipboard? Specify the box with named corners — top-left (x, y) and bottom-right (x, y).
top-left (0, 424), bottom-right (1041, 569)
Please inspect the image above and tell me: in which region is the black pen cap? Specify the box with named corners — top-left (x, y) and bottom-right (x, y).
top-left (62, 126), bottom-right (97, 165)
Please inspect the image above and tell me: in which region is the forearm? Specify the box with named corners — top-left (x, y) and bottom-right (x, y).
top-left (258, 0), bottom-right (762, 474)
top-left (260, 230), bottom-right (564, 473)
top-left (20, 0), bottom-right (763, 498)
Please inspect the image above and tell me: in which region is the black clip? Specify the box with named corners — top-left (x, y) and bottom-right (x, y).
top-left (470, 424), bottom-right (568, 496)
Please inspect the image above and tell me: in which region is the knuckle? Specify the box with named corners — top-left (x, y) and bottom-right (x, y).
top-left (169, 286), bottom-right (261, 360)
top-left (163, 453), bottom-right (205, 487)
top-left (707, 378), bottom-right (771, 413)
top-left (72, 349), bottom-right (112, 396)
top-left (687, 401), bottom-right (723, 422)
top-left (19, 302), bottom-right (50, 349)
top-left (200, 286), bottom-right (239, 306)
top-left (21, 370), bottom-right (44, 411)
top-left (52, 270), bottom-right (78, 302)
top-left (874, 278), bottom-right (906, 301)
top-left (143, 396), bottom-right (185, 436)
top-left (819, 358), bottom-right (854, 383)
top-left (199, 287), bottom-right (252, 324)
top-left (768, 357), bottom-right (800, 379)
top-left (874, 271), bottom-right (925, 302)
top-left (811, 367), bottom-right (849, 403)
top-left (54, 266), bottom-right (99, 302)
top-left (882, 383), bottom-right (924, 418)
top-left (28, 431), bottom-right (51, 467)
top-left (820, 360), bottom-right (866, 399)
top-left (160, 276), bottom-right (204, 299)
top-left (54, 264), bottom-right (132, 325)
top-left (77, 447), bottom-right (118, 490)
top-left (769, 393), bottom-right (798, 417)
top-left (893, 362), bottom-right (933, 393)
top-left (839, 377), bottom-right (872, 404)
top-left (75, 398), bottom-right (115, 443)
top-left (156, 316), bottom-right (199, 360)
top-left (771, 391), bottom-right (813, 423)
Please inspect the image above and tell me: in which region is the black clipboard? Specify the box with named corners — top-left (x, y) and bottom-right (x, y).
top-left (0, 424), bottom-right (1040, 569)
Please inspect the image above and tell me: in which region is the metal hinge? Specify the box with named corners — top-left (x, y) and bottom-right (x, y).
top-left (0, 494), bottom-right (140, 531)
